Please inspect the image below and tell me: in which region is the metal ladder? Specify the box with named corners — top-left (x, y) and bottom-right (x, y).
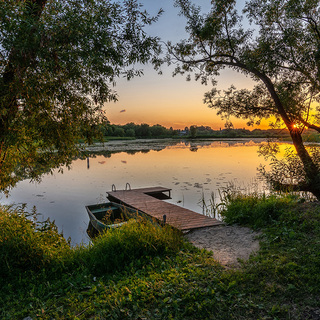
top-left (111, 183), bottom-right (131, 192)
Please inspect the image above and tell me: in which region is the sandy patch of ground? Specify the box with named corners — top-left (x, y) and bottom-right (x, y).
top-left (185, 225), bottom-right (261, 267)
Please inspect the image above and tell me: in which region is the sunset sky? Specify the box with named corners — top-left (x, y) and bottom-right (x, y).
top-left (104, 0), bottom-right (261, 130)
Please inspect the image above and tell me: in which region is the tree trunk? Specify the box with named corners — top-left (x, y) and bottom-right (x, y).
top-left (0, 0), bottom-right (48, 177)
top-left (290, 129), bottom-right (320, 200)
top-left (257, 71), bottom-right (320, 199)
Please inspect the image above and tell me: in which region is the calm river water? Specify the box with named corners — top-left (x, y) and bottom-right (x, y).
top-left (1, 138), bottom-right (282, 245)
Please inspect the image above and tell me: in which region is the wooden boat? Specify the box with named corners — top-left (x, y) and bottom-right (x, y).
top-left (85, 202), bottom-right (145, 233)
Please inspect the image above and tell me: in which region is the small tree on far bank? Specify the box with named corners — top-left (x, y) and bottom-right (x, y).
top-left (169, 0), bottom-right (320, 199)
top-left (190, 125), bottom-right (197, 138)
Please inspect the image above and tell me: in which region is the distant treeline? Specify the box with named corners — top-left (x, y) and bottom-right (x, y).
top-left (100, 122), bottom-right (320, 140)
top-left (100, 122), bottom-right (177, 138)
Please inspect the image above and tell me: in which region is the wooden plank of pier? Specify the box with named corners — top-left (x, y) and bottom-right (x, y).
top-left (107, 187), bottom-right (223, 231)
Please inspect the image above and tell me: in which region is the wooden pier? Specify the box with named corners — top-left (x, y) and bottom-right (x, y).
top-left (107, 186), bottom-right (223, 231)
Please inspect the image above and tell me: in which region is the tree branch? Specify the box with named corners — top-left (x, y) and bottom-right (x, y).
top-left (298, 117), bottom-right (320, 133)
top-left (171, 49), bottom-right (293, 128)
top-left (300, 16), bottom-right (320, 42)
top-left (223, 11), bottom-right (236, 58)
top-left (271, 180), bottom-right (311, 193)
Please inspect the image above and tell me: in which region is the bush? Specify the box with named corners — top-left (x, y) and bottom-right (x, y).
top-left (220, 192), bottom-right (298, 228)
top-left (303, 132), bottom-right (320, 143)
top-left (0, 205), bottom-right (72, 278)
top-left (79, 219), bottom-right (185, 275)
top-left (0, 205), bottom-right (186, 280)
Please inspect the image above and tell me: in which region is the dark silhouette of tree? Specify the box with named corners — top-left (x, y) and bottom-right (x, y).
top-left (190, 125), bottom-right (197, 138)
top-left (169, 0), bottom-right (320, 199)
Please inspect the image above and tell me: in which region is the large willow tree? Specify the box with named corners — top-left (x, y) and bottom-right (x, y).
top-left (0, 0), bottom-right (161, 192)
top-left (169, 0), bottom-right (320, 199)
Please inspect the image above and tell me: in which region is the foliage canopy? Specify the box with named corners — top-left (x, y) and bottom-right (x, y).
top-left (170, 0), bottom-right (320, 199)
top-left (0, 0), bottom-right (161, 192)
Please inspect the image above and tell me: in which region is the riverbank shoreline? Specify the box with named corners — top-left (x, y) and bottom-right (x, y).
top-left (185, 225), bottom-right (261, 267)
top-left (1, 197), bottom-right (320, 319)
top-left (83, 137), bottom-right (270, 153)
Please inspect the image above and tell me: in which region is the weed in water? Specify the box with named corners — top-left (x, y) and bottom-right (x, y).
top-left (198, 191), bottom-right (223, 218)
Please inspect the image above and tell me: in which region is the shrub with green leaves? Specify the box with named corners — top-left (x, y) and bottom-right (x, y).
top-left (2, 197), bottom-right (320, 319)
top-left (0, 205), bottom-right (72, 278)
top-left (79, 219), bottom-right (185, 276)
top-left (220, 192), bottom-right (298, 228)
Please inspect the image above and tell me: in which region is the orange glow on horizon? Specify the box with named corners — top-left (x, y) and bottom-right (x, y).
top-left (106, 110), bottom-right (272, 130)
top-left (104, 65), bottom-right (276, 131)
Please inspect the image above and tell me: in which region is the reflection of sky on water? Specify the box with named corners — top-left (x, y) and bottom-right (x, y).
top-left (1, 140), bottom-right (274, 245)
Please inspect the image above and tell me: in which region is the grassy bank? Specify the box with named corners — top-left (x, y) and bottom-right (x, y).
top-left (1, 194), bottom-right (320, 319)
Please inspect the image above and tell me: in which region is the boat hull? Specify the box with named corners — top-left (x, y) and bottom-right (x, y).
top-left (85, 202), bottom-right (144, 233)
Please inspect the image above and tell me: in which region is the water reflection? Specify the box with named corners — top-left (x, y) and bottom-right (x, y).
top-left (1, 139), bottom-right (271, 245)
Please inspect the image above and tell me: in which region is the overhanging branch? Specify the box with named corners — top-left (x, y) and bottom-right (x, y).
top-left (299, 117), bottom-right (320, 133)
top-left (271, 180), bottom-right (311, 193)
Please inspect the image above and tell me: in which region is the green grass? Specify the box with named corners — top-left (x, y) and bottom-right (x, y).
top-left (78, 218), bottom-right (185, 276)
top-left (0, 205), bottom-right (72, 277)
top-left (1, 197), bottom-right (320, 319)
top-left (303, 132), bottom-right (320, 143)
top-left (219, 191), bottom-right (300, 228)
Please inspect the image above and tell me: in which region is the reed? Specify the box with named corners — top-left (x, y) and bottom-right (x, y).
top-left (198, 191), bottom-right (223, 218)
